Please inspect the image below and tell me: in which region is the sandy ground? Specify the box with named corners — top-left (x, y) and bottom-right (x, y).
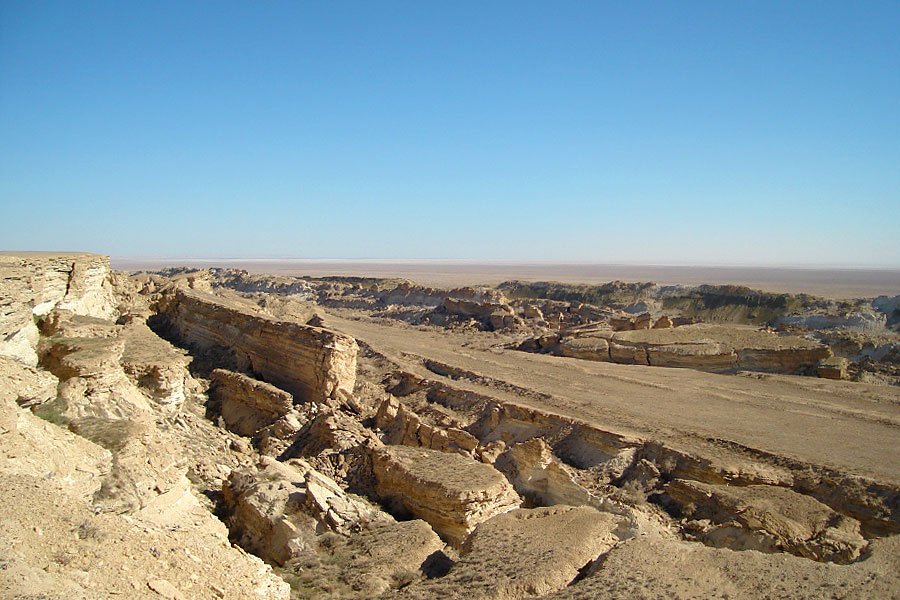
top-left (111, 259), bottom-right (900, 299)
top-left (328, 312), bottom-right (900, 484)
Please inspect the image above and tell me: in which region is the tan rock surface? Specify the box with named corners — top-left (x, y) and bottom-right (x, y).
top-left (372, 445), bottom-right (521, 546)
top-left (158, 288), bottom-right (357, 404)
top-left (538, 532), bottom-right (900, 600)
top-left (0, 252), bottom-right (116, 365)
top-left (399, 506), bottom-right (623, 600)
top-left (210, 368), bottom-right (294, 436)
top-left (665, 479), bottom-right (867, 563)
top-left (223, 458), bottom-right (392, 565)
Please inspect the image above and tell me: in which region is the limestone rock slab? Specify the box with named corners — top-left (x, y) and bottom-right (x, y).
top-left (372, 445), bottom-right (520, 546)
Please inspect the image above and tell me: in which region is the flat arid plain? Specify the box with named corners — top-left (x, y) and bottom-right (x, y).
top-left (115, 259), bottom-right (900, 298)
top-left (2, 253), bottom-right (899, 599)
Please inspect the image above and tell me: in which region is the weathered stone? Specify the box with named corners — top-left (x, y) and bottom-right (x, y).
top-left (210, 369), bottom-right (294, 436)
top-left (665, 479), bottom-right (867, 563)
top-left (372, 445), bottom-right (521, 546)
top-left (817, 356), bottom-right (849, 380)
top-left (608, 341), bottom-right (649, 365)
top-left (120, 321), bottom-right (194, 409)
top-left (647, 342), bottom-right (739, 372)
top-left (0, 355), bottom-right (58, 409)
top-left (494, 439), bottom-right (595, 507)
top-left (398, 506), bottom-right (623, 599)
top-left (0, 253), bottom-right (117, 366)
top-left (737, 346), bottom-right (832, 374)
top-left (322, 519), bottom-right (445, 596)
top-left (652, 315), bottom-right (673, 328)
top-left (375, 397), bottom-right (479, 455)
top-left (157, 288), bottom-right (357, 404)
top-left (633, 313), bottom-right (653, 330)
top-left (557, 336), bottom-right (610, 362)
top-left (223, 458), bottom-right (393, 565)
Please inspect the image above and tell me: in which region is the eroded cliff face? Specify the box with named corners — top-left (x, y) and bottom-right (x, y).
top-left (156, 288), bottom-right (358, 404)
top-left (0, 253), bottom-right (117, 365)
top-left (0, 254), bottom-right (290, 599)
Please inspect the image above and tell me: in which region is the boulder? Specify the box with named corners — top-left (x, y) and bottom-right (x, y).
top-left (372, 445), bottom-right (521, 546)
top-left (817, 356), bottom-right (849, 380)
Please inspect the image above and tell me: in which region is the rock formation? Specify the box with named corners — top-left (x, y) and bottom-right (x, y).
top-left (210, 369), bottom-right (295, 436)
top-left (372, 445), bottom-right (521, 546)
top-left (0, 252), bottom-right (117, 365)
top-left (157, 287), bottom-right (357, 404)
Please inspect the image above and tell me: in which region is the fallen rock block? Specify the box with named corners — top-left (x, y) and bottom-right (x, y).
top-left (223, 458), bottom-right (393, 565)
top-left (319, 519), bottom-right (445, 596)
top-left (665, 479), bottom-right (867, 563)
top-left (372, 445), bottom-right (521, 546)
top-left (210, 369), bottom-right (294, 436)
top-left (494, 438), bottom-right (594, 507)
top-left (817, 356), bottom-right (850, 380)
top-left (375, 397), bottom-right (479, 455)
top-left (557, 336), bottom-right (610, 362)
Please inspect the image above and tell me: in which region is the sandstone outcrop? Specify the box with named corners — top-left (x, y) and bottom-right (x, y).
top-left (494, 438), bottom-right (596, 507)
top-left (522, 324), bottom-right (832, 375)
top-left (665, 479), bottom-right (867, 563)
top-left (429, 297), bottom-right (524, 331)
top-left (223, 458), bottom-right (393, 565)
top-left (1, 252), bottom-right (117, 365)
top-left (372, 445), bottom-right (521, 546)
top-left (157, 288), bottom-right (357, 404)
top-left (375, 396), bottom-right (479, 455)
top-left (398, 506), bottom-right (623, 599)
top-left (210, 369), bottom-right (294, 436)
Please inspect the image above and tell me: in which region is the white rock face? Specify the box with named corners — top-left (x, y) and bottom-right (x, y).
top-left (0, 253), bottom-right (117, 365)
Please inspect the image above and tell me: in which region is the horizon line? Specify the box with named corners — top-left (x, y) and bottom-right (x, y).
top-left (108, 256), bottom-right (900, 271)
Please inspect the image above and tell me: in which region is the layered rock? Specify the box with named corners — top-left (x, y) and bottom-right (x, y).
top-left (523, 324), bottom-right (832, 375)
top-left (223, 458), bottom-right (393, 565)
top-left (430, 297), bottom-right (523, 331)
top-left (157, 288), bottom-right (357, 404)
top-left (280, 409), bottom-right (382, 493)
top-left (494, 439), bottom-right (595, 507)
top-left (210, 369), bottom-right (294, 436)
top-left (665, 479), bottom-right (867, 563)
top-left (375, 396), bottom-right (479, 455)
top-left (372, 445), bottom-right (521, 546)
top-left (0, 252), bottom-right (117, 365)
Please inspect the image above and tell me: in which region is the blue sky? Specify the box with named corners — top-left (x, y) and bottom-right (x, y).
top-left (1, 1), bottom-right (898, 266)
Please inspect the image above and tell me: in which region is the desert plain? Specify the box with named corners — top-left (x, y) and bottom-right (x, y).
top-left (2, 253), bottom-right (899, 599)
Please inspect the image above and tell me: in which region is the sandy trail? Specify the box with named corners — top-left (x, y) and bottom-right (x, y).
top-left (329, 313), bottom-right (900, 484)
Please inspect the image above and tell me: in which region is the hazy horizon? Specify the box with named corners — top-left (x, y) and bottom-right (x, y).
top-left (2, 2), bottom-right (898, 267)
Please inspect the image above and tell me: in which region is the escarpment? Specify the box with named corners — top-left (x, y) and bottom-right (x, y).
top-left (156, 287), bottom-right (357, 404)
top-left (3, 255), bottom-right (898, 599)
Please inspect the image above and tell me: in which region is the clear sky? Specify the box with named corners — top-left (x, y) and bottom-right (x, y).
top-left (1, 1), bottom-right (898, 266)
